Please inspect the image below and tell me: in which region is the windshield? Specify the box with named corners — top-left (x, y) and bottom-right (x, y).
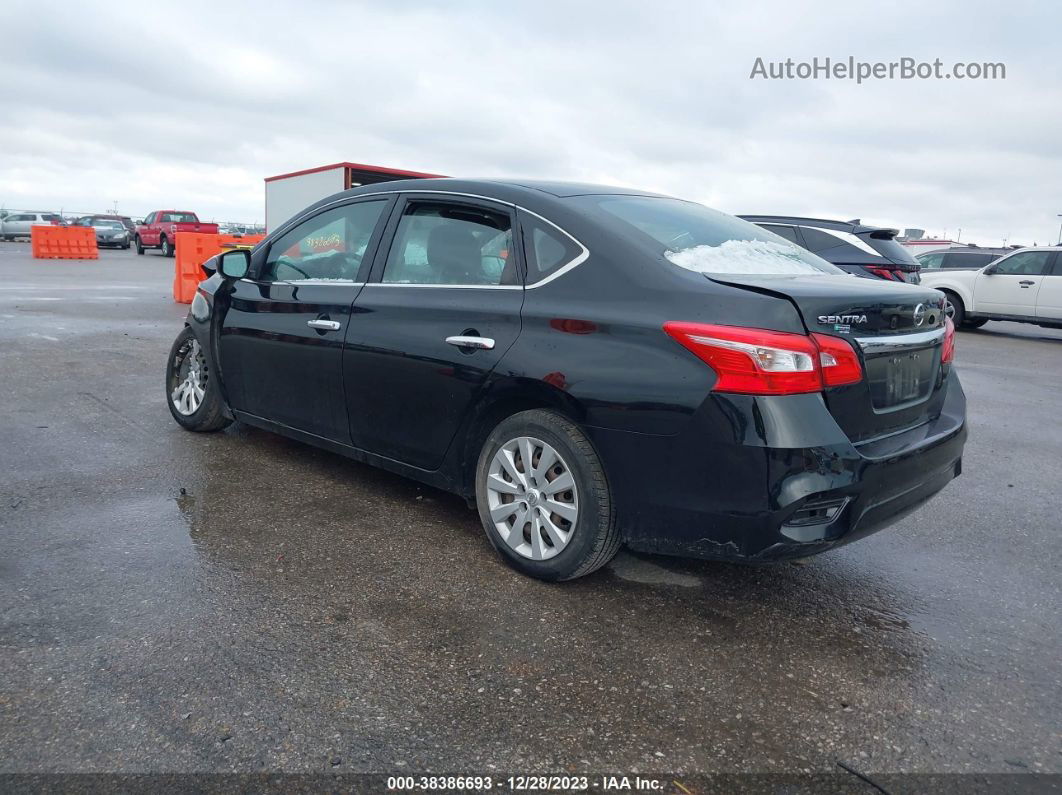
top-left (94, 220), bottom-right (123, 229)
top-left (581, 196), bottom-right (843, 276)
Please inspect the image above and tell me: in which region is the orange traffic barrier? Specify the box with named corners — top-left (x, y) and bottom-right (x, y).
top-left (31, 225), bottom-right (98, 260)
top-left (173, 232), bottom-right (265, 303)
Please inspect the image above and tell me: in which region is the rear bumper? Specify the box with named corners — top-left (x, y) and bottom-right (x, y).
top-left (586, 370), bottom-right (966, 562)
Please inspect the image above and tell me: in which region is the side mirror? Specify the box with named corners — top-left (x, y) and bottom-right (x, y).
top-left (218, 249), bottom-right (250, 279)
top-left (983, 264), bottom-right (998, 275)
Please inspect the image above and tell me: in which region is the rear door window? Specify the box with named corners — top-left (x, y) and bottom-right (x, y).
top-left (942, 252), bottom-right (994, 269)
top-left (382, 201), bottom-right (517, 286)
top-left (918, 252), bottom-right (945, 269)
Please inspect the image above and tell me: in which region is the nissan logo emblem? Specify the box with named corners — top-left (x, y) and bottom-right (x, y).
top-left (913, 303), bottom-right (926, 326)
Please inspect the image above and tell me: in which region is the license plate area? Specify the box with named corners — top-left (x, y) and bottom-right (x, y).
top-left (865, 348), bottom-right (936, 410)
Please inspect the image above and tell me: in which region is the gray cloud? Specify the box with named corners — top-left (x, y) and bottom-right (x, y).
top-left (1, 0), bottom-right (1059, 244)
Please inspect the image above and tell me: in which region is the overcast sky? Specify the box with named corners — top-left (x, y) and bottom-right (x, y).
top-left (2, 0), bottom-right (1059, 244)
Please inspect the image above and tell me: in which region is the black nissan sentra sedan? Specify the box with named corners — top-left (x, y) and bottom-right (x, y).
top-left (166, 179), bottom-right (966, 581)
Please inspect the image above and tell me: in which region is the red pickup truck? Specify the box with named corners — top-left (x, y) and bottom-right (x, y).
top-left (135, 211), bottom-right (218, 257)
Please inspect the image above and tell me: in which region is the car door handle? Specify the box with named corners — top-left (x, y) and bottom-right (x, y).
top-left (445, 335), bottom-right (495, 350)
top-left (307, 319), bottom-right (341, 331)
top-left (1019, 280), bottom-right (1035, 287)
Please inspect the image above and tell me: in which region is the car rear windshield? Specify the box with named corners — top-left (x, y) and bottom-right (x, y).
top-left (866, 236), bottom-right (919, 266)
top-left (580, 196), bottom-right (843, 276)
top-left (168, 213), bottom-right (198, 223)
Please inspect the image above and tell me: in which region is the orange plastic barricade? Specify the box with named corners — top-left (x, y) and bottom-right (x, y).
top-left (30, 225), bottom-right (99, 260)
top-left (173, 233), bottom-right (265, 303)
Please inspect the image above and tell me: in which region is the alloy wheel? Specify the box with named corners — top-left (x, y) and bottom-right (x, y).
top-left (485, 436), bottom-right (579, 560)
top-left (171, 337), bottom-right (207, 416)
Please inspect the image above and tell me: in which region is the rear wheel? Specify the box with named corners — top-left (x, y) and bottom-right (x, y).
top-left (160, 235), bottom-right (173, 257)
top-left (135, 235), bottom-right (144, 255)
top-left (475, 409), bottom-right (619, 581)
top-left (165, 327), bottom-right (231, 432)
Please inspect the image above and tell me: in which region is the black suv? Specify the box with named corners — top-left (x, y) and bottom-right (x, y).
top-left (740, 216), bottom-right (921, 283)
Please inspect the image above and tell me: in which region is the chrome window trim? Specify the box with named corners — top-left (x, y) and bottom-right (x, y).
top-left (517, 207), bottom-right (590, 289)
top-left (855, 327), bottom-right (946, 353)
top-left (237, 278), bottom-right (364, 286)
top-left (267, 190), bottom-right (590, 291)
top-left (367, 283), bottom-right (523, 291)
top-left (276, 279), bottom-right (365, 286)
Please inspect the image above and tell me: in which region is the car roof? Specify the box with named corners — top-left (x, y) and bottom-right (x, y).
top-left (920, 247), bottom-right (1011, 255)
top-left (738, 215), bottom-right (895, 235)
top-left (997, 245), bottom-right (1062, 254)
top-left (343, 177), bottom-right (669, 201)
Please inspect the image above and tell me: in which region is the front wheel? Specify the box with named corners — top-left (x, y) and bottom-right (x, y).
top-left (160, 235), bottom-right (173, 257)
top-left (475, 409), bottom-right (620, 581)
top-left (944, 293), bottom-right (966, 327)
top-left (135, 235), bottom-right (144, 255)
top-left (165, 327), bottom-right (231, 432)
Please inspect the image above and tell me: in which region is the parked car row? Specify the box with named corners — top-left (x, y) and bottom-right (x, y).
top-left (0, 210), bottom-right (262, 255)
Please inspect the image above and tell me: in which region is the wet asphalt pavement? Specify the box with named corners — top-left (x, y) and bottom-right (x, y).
top-left (0, 241), bottom-right (1059, 778)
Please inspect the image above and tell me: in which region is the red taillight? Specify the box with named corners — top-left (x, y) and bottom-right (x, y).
top-left (941, 316), bottom-right (956, 363)
top-left (865, 266), bottom-right (905, 281)
top-left (811, 333), bottom-right (864, 386)
top-left (663, 322), bottom-right (864, 396)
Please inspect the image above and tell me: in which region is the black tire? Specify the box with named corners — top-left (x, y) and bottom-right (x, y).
top-left (165, 327), bottom-right (231, 432)
top-left (122, 243), bottom-right (130, 250)
top-left (963, 317), bottom-right (988, 329)
top-left (475, 409), bottom-right (620, 581)
top-left (3, 235), bottom-right (12, 242)
top-left (160, 235), bottom-right (173, 257)
top-left (944, 292), bottom-right (966, 327)
top-left (135, 235), bottom-right (144, 255)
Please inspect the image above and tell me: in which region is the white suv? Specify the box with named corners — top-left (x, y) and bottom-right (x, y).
top-left (1, 211), bottom-right (62, 240)
top-left (920, 246), bottom-right (1062, 330)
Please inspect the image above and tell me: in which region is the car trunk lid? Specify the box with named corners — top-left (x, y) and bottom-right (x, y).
top-left (706, 273), bottom-right (951, 443)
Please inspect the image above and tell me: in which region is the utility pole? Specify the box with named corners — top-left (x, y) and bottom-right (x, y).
top-left (1056, 214), bottom-right (1061, 246)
